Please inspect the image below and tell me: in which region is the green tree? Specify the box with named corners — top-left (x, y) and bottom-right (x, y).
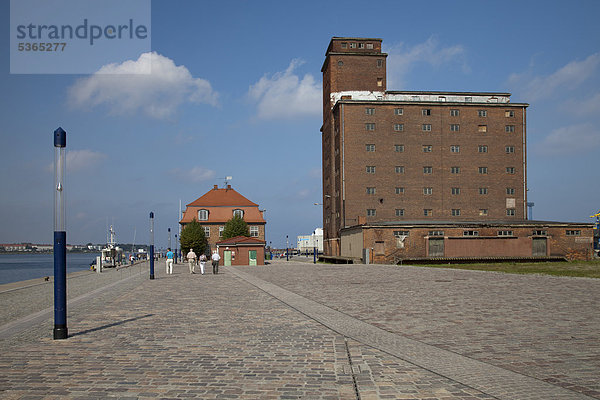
top-left (179, 218), bottom-right (208, 255)
top-left (222, 214), bottom-right (250, 240)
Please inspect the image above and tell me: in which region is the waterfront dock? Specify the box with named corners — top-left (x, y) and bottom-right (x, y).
top-left (1, 259), bottom-right (599, 399)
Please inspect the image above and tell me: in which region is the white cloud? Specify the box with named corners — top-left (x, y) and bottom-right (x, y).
top-left (169, 166), bottom-right (216, 183)
top-left (248, 59), bottom-right (321, 119)
top-left (508, 53), bottom-right (600, 100)
top-left (385, 36), bottom-right (469, 88)
top-left (564, 92), bottom-right (600, 116)
top-left (68, 52), bottom-right (218, 119)
top-left (46, 149), bottom-right (107, 173)
top-left (537, 123), bottom-right (600, 155)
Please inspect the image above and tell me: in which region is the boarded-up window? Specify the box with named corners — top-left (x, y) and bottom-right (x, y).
top-left (375, 241), bottom-right (385, 255)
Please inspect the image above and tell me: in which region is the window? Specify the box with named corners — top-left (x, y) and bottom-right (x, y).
top-left (423, 187), bottom-right (433, 195)
top-left (423, 166), bottom-right (433, 174)
top-left (350, 42), bottom-right (357, 48)
top-left (365, 123), bottom-right (376, 131)
top-left (395, 166), bottom-right (405, 173)
top-left (422, 124), bottom-right (432, 131)
top-left (451, 209), bottom-right (461, 216)
top-left (506, 188), bottom-right (515, 195)
top-left (358, 43), bottom-right (364, 49)
top-left (498, 230), bottom-right (513, 236)
top-left (505, 110), bottom-right (515, 117)
top-left (506, 167), bottom-right (515, 174)
top-left (422, 145), bottom-right (433, 152)
top-left (395, 187), bottom-right (405, 194)
top-left (450, 124), bottom-right (460, 132)
top-left (233, 209), bottom-right (244, 218)
top-left (198, 209), bottom-right (209, 221)
top-left (505, 125), bottom-right (515, 133)
top-left (451, 166), bottom-right (460, 174)
top-left (394, 108), bottom-right (403, 115)
top-left (250, 226), bottom-right (259, 237)
top-left (203, 226), bottom-right (210, 237)
top-left (479, 209), bottom-right (488, 216)
top-left (451, 145), bottom-right (460, 153)
top-left (566, 230), bottom-right (581, 236)
top-left (451, 187), bottom-right (461, 195)
top-left (478, 125), bottom-right (488, 133)
top-left (506, 146), bottom-right (515, 153)
top-left (377, 78), bottom-right (383, 87)
top-left (429, 230), bottom-right (444, 236)
top-left (478, 110), bottom-right (487, 117)
top-left (376, 58), bottom-right (383, 67)
top-left (367, 209), bottom-right (376, 216)
top-left (341, 42), bottom-right (347, 49)
top-left (479, 187), bottom-right (488, 195)
top-left (506, 209), bottom-right (516, 216)
top-left (395, 144), bottom-right (404, 152)
top-left (424, 209), bottom-right (433, 216)
top-left (395, 209), bottom-right (405, 217)
top-left (366, 187), bottom-right (376, 195)
top-left (450, 109), bottom-right (460, 116)
top-left (219, 226), bottom-right (224, 237)
top-left (463, 230), bottom-right (479, 236)
top-left (394, 230), bottom-right (409, 237)
top-left (366, 144), bottom-right (375, 152)
top-left (366, 166), bottom-right (376, 174)
top-left (367, 43), bottom-right (374, 49)
top-left (478, 145), bottom-right (488, 153)
top-left (479, 167), bottom-right (488, 174)
top-left (394, 124), bottom-right (404, 131)
top-left (422, 109), bottom-right (431, 116)
top-left (532, 230), bottom-right (547, 236)
top-left (365, 108), bottom-right (375, 115)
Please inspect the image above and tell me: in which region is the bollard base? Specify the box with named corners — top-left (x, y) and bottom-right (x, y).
top-left (53, 325), bottom-right (68, 340)
top-left (150, 274), bottom-right (155, 280)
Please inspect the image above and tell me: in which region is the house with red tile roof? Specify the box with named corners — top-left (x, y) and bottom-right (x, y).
top-left (216, 235), bottom-right (266, 266)
top-left (179, 185), bottom-right (266, 254)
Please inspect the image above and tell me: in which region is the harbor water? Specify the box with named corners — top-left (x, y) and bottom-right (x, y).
top-left (0, 253), bottom-right (100, 285)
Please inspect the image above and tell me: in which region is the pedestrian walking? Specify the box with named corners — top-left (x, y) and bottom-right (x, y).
top-left (166, 248), bottom-right (174, 274)
top-left (199, 253), bottom-right (207, 275)
top-left (186, 248), bottom-right (197, 274)
top-left (211, 251), bottom-right (221, 274)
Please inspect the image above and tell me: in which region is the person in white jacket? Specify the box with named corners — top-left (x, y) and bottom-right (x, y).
top-left (198, 253), bottom-right (207, 275)
top-left (186, 248), bottom-right (197, 274)
top-left (211, 251), bottom-right (221, 274)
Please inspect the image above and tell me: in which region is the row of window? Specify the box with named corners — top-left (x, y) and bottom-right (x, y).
top-left (367, 144), bottom-right (516, 153)
top-left (198, 209), bottom-right (244, 221)
top-left (394, 230), bottom-right (552, 238)
top-left (201, 225), bottom-right (260, 238)
top-left (365, 108), bottom-right (515, 118)
top-left (365, 165), bottom-right (518, 175)
top-left (366, 123), bottom-right (516, 133)
top-left (367, 208), bottom-right (518, 217)
top-left (367, 187), bottom-right (515, 195)
top-left (340, 41), bottom-right (375, 50)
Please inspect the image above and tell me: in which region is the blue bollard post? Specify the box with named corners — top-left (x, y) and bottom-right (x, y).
top-left (149, 212), bottom-right (155, 279)
top-left (53, 127), bottom-right (68, 339)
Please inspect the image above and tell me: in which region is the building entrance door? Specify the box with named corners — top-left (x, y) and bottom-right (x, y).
top-left (224, 251), bottom-right (232, 266)
top-left (249, 250), bottom-right (257, 266)
top-left (428, 238), bottom-right (444, 257)
top-left (532, 237), bottom-right (547, 257)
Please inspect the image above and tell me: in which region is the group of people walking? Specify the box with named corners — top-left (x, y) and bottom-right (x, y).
top-left (163, 247), bottom-right (221, 275)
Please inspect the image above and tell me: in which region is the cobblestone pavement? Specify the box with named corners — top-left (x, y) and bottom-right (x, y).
top-left (0, 260), bottom-right (598, 399)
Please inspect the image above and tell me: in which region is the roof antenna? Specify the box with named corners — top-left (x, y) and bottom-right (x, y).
top-left (219, 176), bottom-right (232, 188)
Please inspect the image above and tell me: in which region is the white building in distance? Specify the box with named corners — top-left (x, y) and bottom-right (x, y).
top-left (297, 228), bottom-right (323, 253)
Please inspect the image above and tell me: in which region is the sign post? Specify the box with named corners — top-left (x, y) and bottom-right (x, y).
top-left (53, 127), bottom-right (68, 340)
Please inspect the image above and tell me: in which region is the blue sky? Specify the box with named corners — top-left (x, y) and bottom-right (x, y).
top-left (1, 0), bottom-right (599, 248)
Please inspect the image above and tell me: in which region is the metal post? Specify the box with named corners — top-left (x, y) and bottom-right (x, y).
top-left (168, 228), bottom-right (171, 255)
top-left (53, 127), bottom-right (68, 340)
top-left (314, 238), bottom-right (317, 264)
top-left (286, 235), bottom-right (289, 261)
top-left (149, 212), bottom-right (155, 279)
top-left (175, 234), bottom-right (178, 264)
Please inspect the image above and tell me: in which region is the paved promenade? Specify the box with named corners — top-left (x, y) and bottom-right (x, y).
top-left (0, 259), bottom-right (599, 399)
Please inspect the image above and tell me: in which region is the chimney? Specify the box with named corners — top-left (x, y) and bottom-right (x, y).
top-left (213, 185), bottom-right (218, 190)
top-left (227, 184), bottom-right (231, 190)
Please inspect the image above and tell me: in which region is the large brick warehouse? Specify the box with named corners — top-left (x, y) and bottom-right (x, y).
top-left (320, 37), bottom-right (594, 262)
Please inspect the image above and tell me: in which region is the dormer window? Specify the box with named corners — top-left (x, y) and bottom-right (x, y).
top-left (198, 209), bottom-right (209, 221)
top-left (233, 209), bottom-right (244, 218)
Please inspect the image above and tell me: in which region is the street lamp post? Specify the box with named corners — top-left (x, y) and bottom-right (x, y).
top-left (314, 238), bottom-right (318, 264)
top-left (149, 212), bottom-right (155, 279)
top-left (286, 235), bottom-right (289, 261)
top-left (168, 227), bottom-right (171, 252)
top-left (53, 127), bottom-right (68, 340)
top-left (175, 234), bottom-right (178, 264)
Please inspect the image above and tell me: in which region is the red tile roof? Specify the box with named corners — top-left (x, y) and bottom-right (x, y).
top-left (187, 185), bottom-right (257, 207)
